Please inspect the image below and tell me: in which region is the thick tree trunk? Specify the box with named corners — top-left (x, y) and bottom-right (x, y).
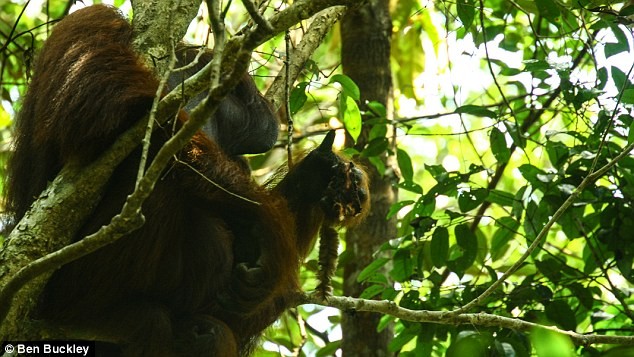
top-left (340, 1), bottom-right (395, 356)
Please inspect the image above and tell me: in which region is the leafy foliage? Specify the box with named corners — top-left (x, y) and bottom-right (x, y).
top-left (349, 0), bottom-right (634, 355)
top-left (3, 0), bottom-right (634, 355)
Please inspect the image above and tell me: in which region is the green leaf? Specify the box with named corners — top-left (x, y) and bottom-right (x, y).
top-left (316, 341), bottom-right (342, 357)
top-left (545, 300), bottom-right (577, 331)
top-left (431, 227), bottom-right (449, 267)
top-left (366, 100), bottom-right (387, 118)
top-left (387, 200), bottom-right (414, 219)
top-left (458, 188), bottom-right (488, 212)
top-left (597, 67), bottom-right (609, 90)
top-left (491, 216), bottom-right (520, 261)
top-left (357, 258), bottom-right (389, 282)
top-left (503, 121), bottom-right (527, 149)
top-left (426, 164), bottom-right (447, 178)
top-left (359, 284), bottom-right (385, 299)
top-left (621, 88), bottom-right (634, 105)
top-left (536, 257), bottom-right (563, 282)
top-left (612, 66), bottom-right (628, 91)
top-left (398, 181), bottom-right (423, 194)
top-left (605, 41), bottom-right (629, 58)
top-left (545, 141), bottom-right (570, 167)
top-left (500, 67), bottom-right (522, 76)
top-left (523, 59), bottom-right (551, 72)
top-left (512, 186), bottom-right (527, 219)
top-left (611, 23), bottom-right (630, 49)
top-left (616, 254), bottom-right (634, 282)
top-left (531, 328), bottom-right (575, 357)
top-left (621, 5), bottom-right (634, 16)
top-left (568, 283), bottom-right (594, 310)
top-left (388, 325), bottom-right (420, 352)
top-left (518, 164), bottom-right (546, 187)
top-left (410, 195), bottom-right (435, 218)
top-left (368, 156), bottom-right (386, 176)
top-left (330, 74), bottom-right (360, 100)
top-left (447, 331), bottom-right (489, 357)
top-left (397, 148), bottom-right (414, 181)
top-left (486, 189), bottom-right (515, 207)
top-left (490, 127), bottom-right (511, 164)
top-left (456, 104), bottom-right (497, 118)
top-left (524, 200), bottom-right (550, 243)
top-left (399, 290), bottom-right (423, 310)
top-left (391, 249), bottom-right (413, 281)
top-left (341, 95), bottom-right (362, 142)
top-left (361, 137), bottom-right (389, 157)
top-left (535, 0), bottom-right (561, 23)
top-left (369, 123), bottom-right (387, 141)
top-left (457, 0), bottom-right (475, 30)
top-left (289, 82), bottom-right (308, 115)
top-left (449, 224), bottom-right (478, 274)
top-left (412, 216), bottom-right (438, 238)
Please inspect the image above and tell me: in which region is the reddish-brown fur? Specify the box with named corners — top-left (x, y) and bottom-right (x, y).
top-left (5, 5), bottom-right (369, 356)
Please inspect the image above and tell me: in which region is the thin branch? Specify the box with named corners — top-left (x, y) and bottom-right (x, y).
top-left (479, 0), bottom-right (514, 118)
top-left (241, 0), bottom-right (274, 33)
top-left (137, 16), bottom-right (179, 187)
top-left (173, 159), bottom-right (261, 204)
top-left (284, 30), bottom-right (294, 167)
top-left (300, 295), bottom-right (634, 346)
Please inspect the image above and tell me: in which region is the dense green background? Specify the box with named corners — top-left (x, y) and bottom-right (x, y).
top-left (2, 0), bottom-right (634, 355)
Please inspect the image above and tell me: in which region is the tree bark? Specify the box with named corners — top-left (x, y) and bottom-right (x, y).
top-left (341, 1), bottom-right (395, 356)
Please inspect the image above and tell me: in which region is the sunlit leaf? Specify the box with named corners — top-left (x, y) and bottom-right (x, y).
top-left (361, 137), bottom-right (389, 157)
top-left (531, 328), bottom-right (575, 357)
top-left (534, 0), bottom-right (561, 23)
top-left (456, 104), bottom-right (497, 118)
top-left (388, 324), bottom-right (420, 352)
top-left (457, 0), bottom-right (475, 30)
top-left (366, 100), bottom-right (387, 118)
top-left (359, 284), bottom-right (385, 299)
top-left (486, 189), bottom-right (515, 207)
top-left (387, 200), bottom-right (414, 219)
top-left (316, 341), bottom-right (342, 357)
top-left (341, 95), bottom-right (362, 143)
top-left (397, 148), bottom-right (414, 181)
top-left (357, 258), bottom-right (390, 283)
top-left (458, 188), bottom-right (488, 212)
top-left (289, 82), bottom-right (308, 114)
top-left (330, 74), bottom-right (360, 100)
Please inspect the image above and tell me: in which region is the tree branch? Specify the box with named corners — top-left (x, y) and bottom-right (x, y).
top-left (301, 295), bottom-right (634, 346)
top-left (265, 6), bottom-right (347, 111)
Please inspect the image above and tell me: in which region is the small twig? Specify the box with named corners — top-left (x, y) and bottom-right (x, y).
top-left (285, 30), bottom-right (294, 168)
top-left (137, 44), bottom-right (177, 188)
top-left (173, 159), bottom-right (261, 205)
top-left (241, 0), bottom-right (274, 33)
top-left (207, 0), bottom-right (226, 89)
